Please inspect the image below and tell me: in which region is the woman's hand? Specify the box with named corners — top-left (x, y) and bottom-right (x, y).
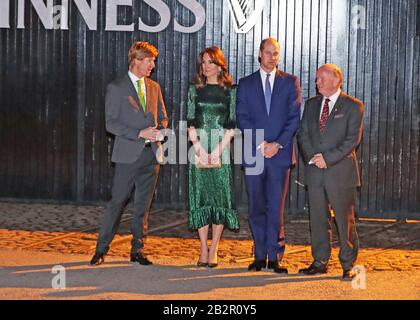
top-left (210, 147), bottom-right (222, 165)
top-left (189, 127), bottom-right (208, 163)
top-left (209, 129), bottom-right (235, 164)
top-left (194, 143), bottom-right (210, 164)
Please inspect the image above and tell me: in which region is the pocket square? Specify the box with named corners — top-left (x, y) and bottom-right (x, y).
top-left (128, 96), bottom-right (140, 112)
top-left (334, 113), bottom-right (345, 119)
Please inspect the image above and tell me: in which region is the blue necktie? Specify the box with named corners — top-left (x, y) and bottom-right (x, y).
top-left (265, 73), bottom-right (272, 115)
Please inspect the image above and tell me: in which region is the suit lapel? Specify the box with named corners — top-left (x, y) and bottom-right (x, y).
top-left (126, 74), bottom-right (144, 112)
top-left (253, 71), bottom-right (269, 116)
top-left (270, 70), bottom-right (284, 109)
top-left (314, 95), bottom-right (323, 121)
top-left (144, 77), bottom-right (153, 112)
top-left (328, 92), bottom-right (346, 120)
top-left (310, 95), bottom-right (323, 137)
top-left (322, 92), bottom-right (346, 133)
top-left (272, 70), bottom-right (280, 91)
top-left (144, 78), bottom-right (158, 126)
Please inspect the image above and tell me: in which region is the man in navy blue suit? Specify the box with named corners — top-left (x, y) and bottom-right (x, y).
top-left (236, 37), bottom-right (301, 273)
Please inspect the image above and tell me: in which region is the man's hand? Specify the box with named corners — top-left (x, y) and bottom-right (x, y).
top-left (259, 141), bottom-right (281, 159)
top-left (310, 153), bottom-right (328, 169)
top-left (139, 127), bottom-right (161, 142)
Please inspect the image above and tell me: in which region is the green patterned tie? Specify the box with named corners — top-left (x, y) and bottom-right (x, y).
top-left (137, 79), bottom-right (146, 112)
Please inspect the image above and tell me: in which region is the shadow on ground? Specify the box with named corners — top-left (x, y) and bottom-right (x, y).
top-left (0, 259), bottom-right (344, 299)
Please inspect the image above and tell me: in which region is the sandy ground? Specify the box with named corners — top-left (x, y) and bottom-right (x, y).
top-left (1, 203), bottom-right (419, 301)
top-left (1, 248), bottom-right (419, 300)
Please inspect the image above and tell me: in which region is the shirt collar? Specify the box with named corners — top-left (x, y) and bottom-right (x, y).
top-left (128, 71), bottom-right (144, 84)
top-left (324, 89), bottom-right (341, 104)
top-left (260, 68), bottom-right (277, 78)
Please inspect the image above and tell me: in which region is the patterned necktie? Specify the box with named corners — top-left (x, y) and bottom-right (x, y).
top-left (264, 73), bottom-right (272, 115)
top-left (319, 98), bottom-right (331, 133)
top-left (137, 79), bottom-right (146, 112)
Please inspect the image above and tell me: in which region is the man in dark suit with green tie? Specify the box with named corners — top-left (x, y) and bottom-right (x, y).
top-left (90, 42), bottom-right (168, 266)
top-left (297, 64), bottom-right (364, 280)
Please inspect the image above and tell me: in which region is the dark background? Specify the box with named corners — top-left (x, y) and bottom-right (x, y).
top-left (0, 0), bottom-right (419, 219)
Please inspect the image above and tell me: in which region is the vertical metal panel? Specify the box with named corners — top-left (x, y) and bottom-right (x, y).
top-left (0, 0), bottom-right (419, 219)
top-left (407, 0), bottom-right (419, 213)
top-left (1, 0), bottom-right (78, 201)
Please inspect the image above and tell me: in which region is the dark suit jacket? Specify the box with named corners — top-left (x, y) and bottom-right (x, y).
top-left (236, 70), bottom-right (301, 167)
top-left (105, 74), bottom-right (168, 164)
top-left (297, 92), bottom-right (364, 188)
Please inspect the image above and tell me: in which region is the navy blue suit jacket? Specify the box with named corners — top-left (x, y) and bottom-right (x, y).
top-left (236, 70), bottom-right (301, 167)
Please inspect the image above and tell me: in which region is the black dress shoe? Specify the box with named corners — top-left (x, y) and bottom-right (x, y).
top-left (299, 264), bottom-right (327, 275)
top-left (248, 260), bottom-right (266, 271)
top-left (267, 261), bottom-right (288, 274)
top-left (207, 263), bottom-right (218, 268)
top-left (90, 252), bottom-right (105, 266)
top-left (130, 253), bottom-right (153, 265)
top-left (342, 269), bottom-right (357, 281)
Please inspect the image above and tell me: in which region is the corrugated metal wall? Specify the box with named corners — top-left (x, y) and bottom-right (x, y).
top-left (0, 0), bottom-right (419, 219)
top-left (0, 3), bottom-right (79, 200)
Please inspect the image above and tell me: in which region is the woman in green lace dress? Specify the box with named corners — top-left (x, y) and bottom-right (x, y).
top-left (187, 46), bottom-right (239, 268)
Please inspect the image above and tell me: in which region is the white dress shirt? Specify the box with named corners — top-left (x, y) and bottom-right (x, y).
top-left (260, 68), bottom-right (276, 93)
top-left (319, 89), bottom-right (341, 120)
top-left (128, 71), bottom-right (150, 141)
top-left (128, 71), bottom-right (147, 101)
top-left (257, 68), bottom-right (282, 150)
top-left (309, 88), bottom-right (342, 165)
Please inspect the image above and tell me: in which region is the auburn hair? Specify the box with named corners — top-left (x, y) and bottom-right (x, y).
top-left (194, 46), bottom-right (232, 88)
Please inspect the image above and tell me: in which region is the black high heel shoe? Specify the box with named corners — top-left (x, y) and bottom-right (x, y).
top-left (197, 261), bottom-right (208, 267)
top-left (207, 251), bottom-right (219, 268)
top-left (208, 252), bottom-right (218, 268)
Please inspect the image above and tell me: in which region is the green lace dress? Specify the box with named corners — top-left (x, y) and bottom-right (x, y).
top-left (187, 84), bottom-right (239, 231)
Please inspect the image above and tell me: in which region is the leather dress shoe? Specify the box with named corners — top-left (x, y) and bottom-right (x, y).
top-left (342, 269), bottom-right (357, 281)
top-left (299, 264), bottom-right (327, 275)
top-left (207, 262), bottom-right (218, 268)
top-left (248, 259), bottom-right (266, 271)
top-left (130, 253), bottom-right (153, 265)
top-left (267, 261), bottom-right (288, 274)
top-left (90, 252), bottom-right (105, 266)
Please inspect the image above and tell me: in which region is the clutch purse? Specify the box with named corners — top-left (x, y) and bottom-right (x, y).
top-left (194, 156), bottom-right (221, 169)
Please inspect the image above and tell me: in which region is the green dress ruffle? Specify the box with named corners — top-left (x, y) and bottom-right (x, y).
top-left (187, 84), bottom-right (239, 231)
